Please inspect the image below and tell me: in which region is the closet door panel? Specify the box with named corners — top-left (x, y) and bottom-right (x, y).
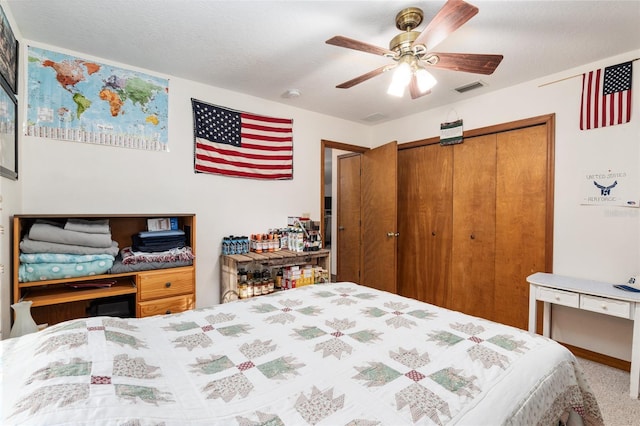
top-left (450, 134), bottom-right (497, 320)
top-left (495, 125), bottom-right (548, 329)
top-left (397, 144), bottom-right (452, 305)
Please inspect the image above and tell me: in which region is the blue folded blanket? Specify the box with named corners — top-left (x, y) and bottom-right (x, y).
top-left (18, 258), bottom-right (114, 282)
top-left (20, 252), bottom-right (114, 264)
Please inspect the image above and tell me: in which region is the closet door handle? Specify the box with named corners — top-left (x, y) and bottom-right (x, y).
top-left (338, 226), bottom-right (345, 231)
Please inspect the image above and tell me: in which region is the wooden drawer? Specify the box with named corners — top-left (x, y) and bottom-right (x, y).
top-left (138, 268), bottom-right (194, 301)
top-left (536, 287), bottom-right (579, 308)
top-left (580, 294), bottom-right (632, 319)
top-left (138, 294), bottom-right (195, 317)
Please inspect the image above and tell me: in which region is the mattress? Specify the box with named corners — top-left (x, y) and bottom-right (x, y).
top-left (0, 282), bottom-right (603, 425)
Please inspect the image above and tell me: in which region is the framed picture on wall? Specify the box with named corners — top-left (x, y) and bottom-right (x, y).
top-left (0, 79), bottom-right (17, 180)
top-left (0, 6), bottom-right (18, 94)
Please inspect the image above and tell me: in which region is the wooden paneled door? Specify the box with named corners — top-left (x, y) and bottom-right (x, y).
top-left (336, 153), bottom-right (361, 282)
top-left (361, 141), bottom-right (398, 293)
top-left (494, 125), bottom-right (549, 329)
top-left (449, 134), bottom-right (498, 321)
top-left (397, 143), bottom-right (453, 305)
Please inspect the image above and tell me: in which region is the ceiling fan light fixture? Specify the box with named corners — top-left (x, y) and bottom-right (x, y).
top-left (416, 68), bottom-right (437, 93)
top-left (387, 79), bottom-right (405, 97)
top-left (387, 59), bottom-right (412, 97)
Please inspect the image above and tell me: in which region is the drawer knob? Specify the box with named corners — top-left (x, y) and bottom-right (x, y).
top-left (165, 310), bottom-right (171, 314)
top-left (555, 295), bottom-right (560, 300)
top-left (601, 304), bottom-right (607, 310)
top-left (165, 282), bottom-right (172, 288)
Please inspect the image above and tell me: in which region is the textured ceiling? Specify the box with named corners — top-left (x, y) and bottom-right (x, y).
top-left (6, 0), bottom-right (640, 125)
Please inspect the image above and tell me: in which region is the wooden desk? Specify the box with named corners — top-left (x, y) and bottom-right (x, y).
top-left (527, 272), bottom-right (640, 398)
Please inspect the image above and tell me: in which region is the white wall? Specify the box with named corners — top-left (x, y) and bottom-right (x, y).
top-left (371, 50), bottom-right (640, 360)
top-left (3, 39), bottom-right (371, 333)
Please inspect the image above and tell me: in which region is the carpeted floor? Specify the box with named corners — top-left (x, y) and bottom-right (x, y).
top-left (577, 357), bottom-right (640, 425)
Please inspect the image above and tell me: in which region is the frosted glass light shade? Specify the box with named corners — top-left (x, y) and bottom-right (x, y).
top-left (416, 68), bottom-right (437, 93)
top-left (387, 62), bottom-right (412, 97)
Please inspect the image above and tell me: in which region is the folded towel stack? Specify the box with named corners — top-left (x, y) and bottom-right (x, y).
top-left (18, 219), bottom-right (118, 282)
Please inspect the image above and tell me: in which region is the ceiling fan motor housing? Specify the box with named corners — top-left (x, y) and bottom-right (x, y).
top-left (389, 31), bottom-right (420, 54)
top-left (390, 7), bottom-right (424, 56)
top-left (395, 7), bottom-right (423, 31)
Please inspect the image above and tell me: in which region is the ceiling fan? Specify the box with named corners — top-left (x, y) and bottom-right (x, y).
top-left (326, 0), bottom-right (503, 99)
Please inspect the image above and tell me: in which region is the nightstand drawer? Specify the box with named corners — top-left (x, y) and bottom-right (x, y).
top-left (138, 294), bottom-right (195, 317)
top-left (536, 287), bottom-right (579, 308)
top-left (580, 294), bottom-right (632, 319)
top-left (138, 268), bottom-right (194, 301)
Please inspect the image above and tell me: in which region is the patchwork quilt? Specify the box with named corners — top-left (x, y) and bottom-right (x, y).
top-left (0, 282), bottom-right (603, 425)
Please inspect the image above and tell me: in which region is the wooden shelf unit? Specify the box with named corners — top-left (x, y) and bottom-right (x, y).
top-left (220, 248), bottom-right (330, 302)
top-left (12, 214), bottom-right (196, 326)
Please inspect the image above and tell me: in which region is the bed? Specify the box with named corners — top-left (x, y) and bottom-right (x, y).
top-left (1, 282), bottom-right (603, 425)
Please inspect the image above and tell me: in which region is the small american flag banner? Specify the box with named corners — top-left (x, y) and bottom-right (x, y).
top-left (580, 61), bottom-right (632, 130)
top-left (192, 99), bottom-right (293, 179)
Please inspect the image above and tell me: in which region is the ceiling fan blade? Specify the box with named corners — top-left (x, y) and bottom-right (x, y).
top-left (326, 35), bottom-right (394, 57)
top-left (336, 65), bottom-right (389, 89)
top-left (409, 75), bottom-right (431, 99)
top-left (428, 52), bottom-right (503, 75)
top-left (412, 0), bottom-right (479, 50)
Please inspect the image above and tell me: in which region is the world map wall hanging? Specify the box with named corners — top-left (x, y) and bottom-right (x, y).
top-left (26, 46), bottom-right (169, 151)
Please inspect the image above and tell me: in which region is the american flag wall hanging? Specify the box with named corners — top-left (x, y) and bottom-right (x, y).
top-left (192, 99), bottom-right (293, 180)
top-left (580, 61), bottom-right (632, 130)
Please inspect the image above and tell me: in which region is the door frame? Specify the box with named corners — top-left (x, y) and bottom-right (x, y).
top-left (320, 140), bottom-right (369, 280)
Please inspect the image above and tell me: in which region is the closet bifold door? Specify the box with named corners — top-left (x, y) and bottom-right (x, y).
top-left (449, 134), bottom-right (497, 321)
top-left (397, 144), bottom-right (453, 305)
top-left (494, 125), bottom-right (548, 330)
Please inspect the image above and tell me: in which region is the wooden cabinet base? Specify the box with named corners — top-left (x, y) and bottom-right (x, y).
top-left (138, 294), bottom-right (196, 317)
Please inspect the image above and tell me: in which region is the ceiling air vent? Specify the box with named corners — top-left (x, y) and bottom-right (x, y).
top-left (454, 81), bottom-right (485, 94)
